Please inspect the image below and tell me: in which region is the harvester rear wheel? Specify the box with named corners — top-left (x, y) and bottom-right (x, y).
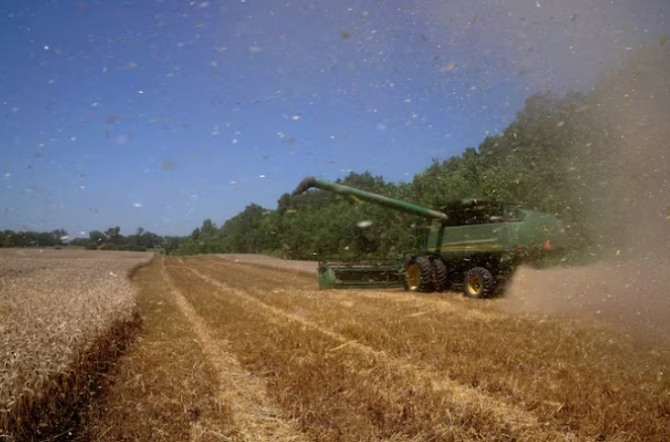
top-left (432, 259), bottom-right (448, 292)
top-left (404, 256), bottom-right (434, 292)
top-left (463, 267), bottom-right (495, 299)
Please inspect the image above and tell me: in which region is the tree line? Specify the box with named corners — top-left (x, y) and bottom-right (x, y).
top-left (0, 229), bottom-right (69, 248)
top-left (173, 42), bottom-right (669, 260)
top-left (0, 227), bottom-right (167, 251)
top-left (71, 227), bottom-right (166, 251)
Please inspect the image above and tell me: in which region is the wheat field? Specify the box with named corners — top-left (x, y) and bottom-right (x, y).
top-left (2, 251), bottom-right (669, 441)
top-left (0, 249), bottom-right (151, 440)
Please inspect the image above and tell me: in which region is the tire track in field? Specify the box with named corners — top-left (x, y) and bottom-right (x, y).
top-left (161, 258), bottom-right (310, 442)
top-left (184, 262), bottom-right (572, 441)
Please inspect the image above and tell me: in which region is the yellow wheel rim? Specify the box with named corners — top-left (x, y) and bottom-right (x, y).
top-left (406, 263), bottom-right (421, 290)
top-left (467, 275), bottom-right (482, 296)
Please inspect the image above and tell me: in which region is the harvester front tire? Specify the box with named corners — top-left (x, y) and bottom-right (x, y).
top-left (464, 267), bottom-right (495, 299)
top-left (432, 259), bottom-right (448, 292)
top-left (404, 256), bottom-right (435, 292)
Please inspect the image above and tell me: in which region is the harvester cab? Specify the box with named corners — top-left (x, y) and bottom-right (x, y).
top-left (293, 176), bottom-right (566, 298)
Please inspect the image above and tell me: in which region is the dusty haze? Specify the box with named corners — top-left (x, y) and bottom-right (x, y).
top-left (441, 1), bottom-right (670, 338)
top-left (504, 41), bottom-right (670, 339)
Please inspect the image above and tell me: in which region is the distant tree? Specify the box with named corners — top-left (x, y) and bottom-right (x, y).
top-left (0, 228), bottom-right (68, 247)
top-left (50, 229), bottom-right (68, 245)
top-left (163, 236), bottom-right (187, 254)
top-left (200, 219), bottom-right (216, 235)
top-left (0, 230), bottom-right (17, 247)
top-left (140, 231), bottom-right (161, 249)
top-left (104, 227), bottom-right (122, 245)
top-left (219, 204), bottom-right (275, 253)
top-left (68, 237), bottom-right (90, 247)
top-left (89, 231), bottom-right (106, 247)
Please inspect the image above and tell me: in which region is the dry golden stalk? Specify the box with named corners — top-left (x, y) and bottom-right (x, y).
top-left (0, 249), bottom-right (151, 440)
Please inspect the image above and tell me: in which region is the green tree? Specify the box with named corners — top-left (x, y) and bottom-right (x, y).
top-left (104, 227), bottom-right (122, 245)
top-left (89, 230), bottom-right (106, 248)
top-left (220, 204), bottom-right (277, 253)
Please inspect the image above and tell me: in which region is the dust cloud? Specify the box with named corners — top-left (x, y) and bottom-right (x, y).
top-left (433, 0), bottom-right (668, 93)
top-left (502, 260), bottom-right (670, 341)
top-left (443, 2), bottom-right (670, 339)
top-left (502, 44), bottom-right (670, 340)
top-left (434, 0), bottom-right (670, 251)
top-left (584, 42), bottom-right (670, 256)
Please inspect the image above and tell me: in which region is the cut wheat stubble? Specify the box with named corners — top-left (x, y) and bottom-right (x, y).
top-left (182, 262), bottom-right (573, 441)
top-left (161, 258), bottom-right (310, 442)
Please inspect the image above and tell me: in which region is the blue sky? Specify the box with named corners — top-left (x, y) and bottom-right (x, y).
top-left (1, 0), bottom-right (668, 236)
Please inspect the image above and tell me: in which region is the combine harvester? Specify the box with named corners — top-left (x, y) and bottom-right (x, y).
top-left (293, 176), bottom-right (567, 298)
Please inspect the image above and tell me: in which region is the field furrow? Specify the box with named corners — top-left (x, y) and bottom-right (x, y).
top-left (161, 258), bottom-right (311, 442)
top-left (166, 257), bottom-right (573, 441)
top-left (5, 251), bottom-right (667, 441)
top-left (77, 256), bottom-right (235, 442)
top-left (186, 256), bottom-right (670, 441)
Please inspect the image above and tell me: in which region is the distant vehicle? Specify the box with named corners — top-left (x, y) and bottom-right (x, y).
top-left (293, 176), bottom-right (566, 298)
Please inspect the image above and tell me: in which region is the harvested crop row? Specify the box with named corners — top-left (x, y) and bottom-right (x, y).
top-left (184, 262), bottom-right (559, 439)
top-left (193, 256), bottom-right (670, 441)
top-left (0, 249), bottom-right (151, 440)
top-left (78, 256), bottom-right (237, 441)
top-left (161, 258), bottom-right (311, 442)
top-left (165, 257), bottom-right (551, 441)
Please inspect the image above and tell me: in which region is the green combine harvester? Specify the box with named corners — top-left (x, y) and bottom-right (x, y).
top-left (293, 176), bottom-right (567, 298)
